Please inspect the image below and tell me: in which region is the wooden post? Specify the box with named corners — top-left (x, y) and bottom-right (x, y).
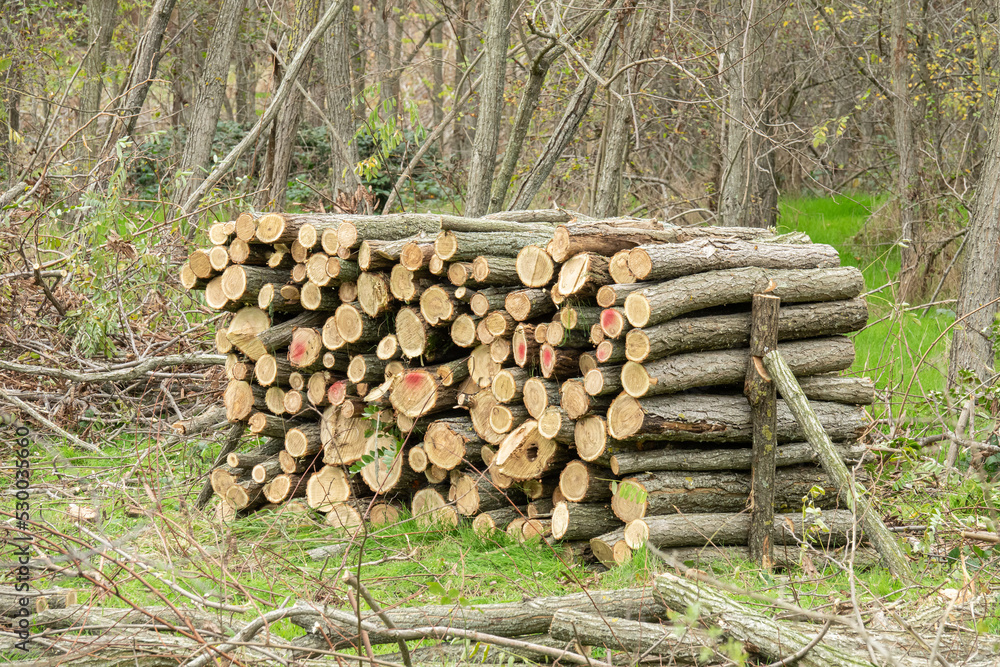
top-left (746, 293), bottom-right (779, 568)
top-left (763, 349), bottom-right (911, 580)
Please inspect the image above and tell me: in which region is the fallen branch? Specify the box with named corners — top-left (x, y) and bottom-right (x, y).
top-left (0, 353), bottom-right (227, 383)
top-left (0, 386), bottom-right (100, 452)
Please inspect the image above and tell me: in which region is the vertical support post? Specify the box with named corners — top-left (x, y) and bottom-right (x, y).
top-left (746, 293), bottom-right (780, 568)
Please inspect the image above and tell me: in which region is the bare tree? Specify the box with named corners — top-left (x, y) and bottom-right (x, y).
top-left (78, 0), bottom-right (119, 144)
top-left (508, 1), bottom-right (623, 210)
top-left (173, 0), bottom-right (247, 205)
top-left (892, 0), bottom-right (920, 301)
top-left (464, 0), bottom-right (511, 217)
top-left (592, 4), bottom-right (656, 218)
top-left (718, 0), bottom-right (777, 228)
top-left (948, 99), bottom-right (1000, 387)
top-left (234, 36), bottom-right (257, 126)
top-left (254, 0), bottom-right (321, 209)
top-left (322, 0), bottom-right (359, 196)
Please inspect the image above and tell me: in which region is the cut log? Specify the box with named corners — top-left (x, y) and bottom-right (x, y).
top-left (180, 262), bottom-right (208, 290)
top-left (357, 271), bottom-right (393, 317)
top-left (230, 310), bottom-right (324, 361)
top-left (472, 506), bottom-right (528, 536)
top-left (324, 257), bottom-right (361, 282)
top-left (208, 221), bottom-right (234, 245)
top-left (322, 315), bottom-right (345, 351)
top-left (347, 354), bottom-right (388, 383)
top-left (400, 239), bottom-right (436, 271)
top-left (283, 389), bottom-right (306, 415)
top-left (254, 353), bottom-right (293, 387)
top-left (559, 460), bottom-right (615, 502)
top-left (515, 245), bottom-right (556, 287)
top-left (450, 313), bottom-right (480, 348)
top-left (390, 370), bottom-right (461, 418)
top-left (225, 480), bottom-right (267, 510)
top-left (204, 276), bottom-right (236, 310)
top-left (468, 390), bottom-right (510, 445)
top-left (551, 502), bottom-right (622, 541)
top-left (436, 230), bottom-right (555, 261)
top-left (337, 214), bottom-right (442, 250)
top-left (451, 472), bottom-right (524, 515)
top-left (291, 239), bottom-right (310, 263)
top-left (268, 244), bottom-right (294, 269)
top-left (584, 365), bottom-right (623, 397)
top-left (609, 441), bottom-right (866, 476)
top-left (325, 502), bottom-right (364, 535)
top-left (290, 263), bottom-right (308, 283)
top-left (305, 465), bottom-right (355, 511)
top-left (606, 393), bottom-right (868, 443)
top-left (598, 307), bottom-right (630, 339)
top-left (395, 307), bottom-right (449, 360)
top-left (556, 253), bottom-right (611, 298)
top-left (306, 371), bottom-right (334, 406)
top-left (278, 450), bottom-right (315, 474)
top-left (594, 340), bottom-right (627, 364)
top-left (512, 323), bottom-right (540, 368)
top-left (251, 457), bottom-right (283, 484)
top-left (621, 336), bottom-right (855, 398)
top-left (359, 235), bottom-right (428, 271)
top-left (763, 349), bottom-right (910, 580)
top-left (491, 367), bottom-right (527, 404)
top-left (489, 337), bottom-right (511, 364)
top-left (285, 423), bottom-right (323, 457)
top-left (653, 571), bottom-right (873, 667)
top-left (338, 281), bottom-right (357, 303)
top-left (428, 254), bottom-right (446, 275)
top-left (468, 345), bottom-right (501, 388)
top-left (425, 464), bottom-right (449, 484)
top-left (360, 434), bottom-right (418, 495)
top-left (228, 239), bottom-right (270, 265)
top-left (521, 476), bottom-right (558, 500)
top-left (608, 249), bottom-right (635, 284)
top-left (264, 473), bottom-right (308, 503)
top-left (297, 218), bottom-right (343, 250)
top-left (623, 266), bottom-right (865, 328)
top-left (222, 265), bottom-right (290, 302)
top-left (574, 414), bottom-right (657, 465)
top-left (540, 345), bottom-right (580, 379)
top-left (258, 282), bottom-right (301, 312)
top-left (209, 245), bottom-right (230, 272)
top-left (537, 406), bottom-right (574, 444)
top-left (625, 298), bottom-right (869, 363)
top-left (494, 420), bottom-right (567, 481)
top-left (628, 238), bottom-right (841, 282)
top-left (420, 284), bottom-right (462, 325)
top-left (590, 528), bottom-right (632, 567)
top-left (469, 286), bottom-right (514, 317)
top-left (550, 608), bottom-right (716, 660)
top-left (300, 282), bottom-right (340, 311)
top-left (389, 264), bottom-right (433, 303)
top-left (256, 213), bottom-right (348, 244)
top-left (609, 466), bottom-right (843, 522)
top-left (224, 380), bottom-right (266, 421)
top-left (488, 402), bottom-right (528, 434)
top-left (265, 386), bottom-right (286, 415)
top-left (225, 306), bottom-right (271, 356)
top-left (522, 377), bottom-right (559, 419)
top-left (411, 487), bottom-right (459, 528)
top-left (796, 374), bottom-right (875, 405)
top-left (375, 334), bottom-right (401, 361)
top-left (335, 303), bottom-right (383, 344)
top-left (408, 445), bottom-right (429, 472)
top-left (544, 321), bottom-right (590, 348)
top-left (447, 261), bottom-right (473, 286)
top-left (471, 255), bottom-right (520, 286)
top-left (226, 438), bottom-right (285, 468)
top-left (248, 412), bottom-right (304, 438)
top-left (288, 327), bottom-right (325, 370)
top-left (505, 289), bottom-right (553, 322)
top-left (189, 249), bottom-right (215, 279)
top-left (435, 357), bottom-right (470, 386)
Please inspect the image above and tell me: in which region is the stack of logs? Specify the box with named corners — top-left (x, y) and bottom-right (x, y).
top-left (182, 209), bottom-right (873, 567)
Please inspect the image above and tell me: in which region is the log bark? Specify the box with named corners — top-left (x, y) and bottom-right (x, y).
top-left (423, 416), bottom-right (484, 469)
top-left (471, 255), bottom-right (521, 286)
top-left (763, 349), bottom-right (910, 580)
top-left (610, 466), bottom-right (843, 522)
top-left (550, 501), bottom-right (622, 541)
top-left (469, 286), bottom-right (516, 316)
top-left (505, 288), bottom-right (555, 321)
top-left (522, 377), bottom-right (559, 419)
top-left (623, 266), bottom-right (865, 328)
top-left (550, 609), bottom-right (717, 661)
top-left (248, 412), bottom-right (306, 439)
top-left (624, 298), bottom-right (869, 363)
top-left (559, 459), bottom-right (615, 502)
top-left (390, 370), bottom-right (461, 418)
top-left (472, 506), bottom-right (528, 536)
top-left (621, 336), bottom-right (854, 399)
top-left (226, 438), bottom-right (285, 468)
top-left (451, 472), bottom-right (524, 515)
top-left (606, 393), bottom-right (868, 443)
top-left (746, 293), bottom-right (780, 568)
top-left (627, 238), bottom-right (841, 282)
top-left (609, 441), bottom-right (868, 476)
top-left (230, 311), bottom-right (325, 361)
top-left (654, 572), bottom-right (874, 667)
top-left (435, 230), bottom-right (556, 261)
top-left (337, 214), bottom-right (443, 249)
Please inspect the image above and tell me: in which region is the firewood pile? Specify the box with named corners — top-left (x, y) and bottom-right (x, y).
top-left (181, 209), bottom-right (874, 566)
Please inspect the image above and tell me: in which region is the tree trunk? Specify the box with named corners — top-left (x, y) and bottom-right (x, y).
top-left (508, 2), bottom-right (623, 210)
top-left (719, 0), bottom-right (777, 228)
top-left (323, 0), bottom-right (359, 197)
top-left (464, 0), bottom-right (510, 217)
top-left (79, 0), bottom-right (119, 143)
top-left (746, 293), bottom-right (779, 568)
top-left (234, 37), bottom-right (256, 125)
top-left (173, 0), bottom-right (247, 205)
top-left (592, 4), bottom-right (656, 218)
top-left (949, 93), bottom-right (1000, 386)
top-left (255, 0), bottom-right (321, 209)
top-left (892, 0), bottom-right (921, 301)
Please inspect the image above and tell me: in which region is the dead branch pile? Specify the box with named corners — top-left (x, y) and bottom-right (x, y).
top-left (184, 210), bottom-right (874, 563)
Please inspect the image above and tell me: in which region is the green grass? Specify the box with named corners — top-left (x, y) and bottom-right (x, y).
top-left (780, 195), bottom-right (954, 398)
